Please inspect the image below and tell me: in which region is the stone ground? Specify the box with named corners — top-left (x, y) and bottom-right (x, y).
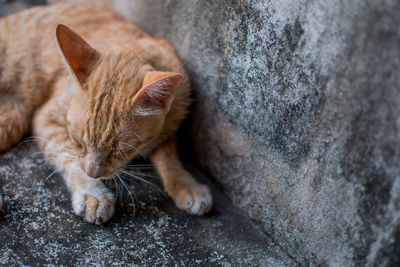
top-left (0, 142), bottom-right (295, 266)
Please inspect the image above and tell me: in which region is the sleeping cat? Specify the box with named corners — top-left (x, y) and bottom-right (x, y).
top-left (0, 4), bottom-right (212, 224)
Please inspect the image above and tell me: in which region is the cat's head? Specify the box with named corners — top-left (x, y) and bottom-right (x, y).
top-left (56, 24), bottom-right (182, 179)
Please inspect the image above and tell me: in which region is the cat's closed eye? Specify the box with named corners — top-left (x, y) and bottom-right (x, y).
top-left (68, 131), bottom-right (85, 150)
top-left (111, 149), bottom-right (125, 159)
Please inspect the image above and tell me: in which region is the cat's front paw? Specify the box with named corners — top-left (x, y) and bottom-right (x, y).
top-left (72, 183), bottom-right (115, 225)
top-left (171, 183), bottom-right (212, 216)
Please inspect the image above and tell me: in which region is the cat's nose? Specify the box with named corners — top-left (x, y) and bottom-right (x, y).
top-left (86, 162), bottom-right (106, 178)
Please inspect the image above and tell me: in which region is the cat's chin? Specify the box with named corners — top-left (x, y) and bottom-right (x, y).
top-left (83, 169), bottom-right (120, 180)
top-left (94, 173), bottom-right (118, 180)
top-left (99, 168), bottom-right (125, 180)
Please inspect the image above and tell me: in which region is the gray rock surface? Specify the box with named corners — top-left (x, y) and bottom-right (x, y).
top-left (0, 142), bottom-right (294, 266)
top-left (103, 0), bottom-right (400, 265)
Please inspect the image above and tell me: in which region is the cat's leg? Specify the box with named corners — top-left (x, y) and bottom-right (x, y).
top-left (33, 113), bottom-right (115, 224)
top-left (0, 99), bottom-right (31, 151)
top-left (150, 138), bottom-right (212, 215)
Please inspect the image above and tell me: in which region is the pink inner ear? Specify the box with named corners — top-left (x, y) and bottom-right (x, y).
top-left (133, 72), bottom-right (182, 116)
top-left (56, 24), bottom-right (100, 85)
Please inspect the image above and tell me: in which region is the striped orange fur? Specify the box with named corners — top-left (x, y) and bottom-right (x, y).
top-left (0, 4), bottom-right (212, 224)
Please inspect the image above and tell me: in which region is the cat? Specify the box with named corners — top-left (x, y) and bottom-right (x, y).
top-left (0, 4), bottom-right (212, 224)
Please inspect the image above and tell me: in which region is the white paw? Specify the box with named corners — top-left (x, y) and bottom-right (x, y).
top-left (72, 183), bottom-right (115, 225)
top-left (172, 183), bottom-right (213, 216)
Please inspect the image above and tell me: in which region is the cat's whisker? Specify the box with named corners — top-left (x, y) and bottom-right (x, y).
top-left (116, 147), bottom-right (129, 161)
top-left (126, 167), bottom-right (155, 170)
top-left (31, 151), bottom-right (78, 160)
top-left (112, 177), bottom-right (121, 201)
top-left (124, 168), bottom-right (158, 179)
top-left (42, 169), bottom-right (59, 184)
top-left (40, 166), bottom-right (66, 186)
top-left (117, 175), bottom-right (137, 218)
top-left (15, 137), bottom-right (37, 148)
top-left (121, 170), bottom-right (163, 193)
top-left (116, 149), bottom-right (124, 160)
top-left (126, 163), bottom-right (154, 167)
top-left (38, 160), bottom-right (51, 168)
top-left (117, 146), bottom-right (129, 161)
top-left (113, 174), bottom-right (123, 199)
top-left (119, 141), bottom-right (145, 158)
top-left (117, 178), bottom-right (124, 201)
top-left (118, 130), bottom-right (144, 143)
top-left (126, 164), bottom-right (155, 170)
top-left (32, 150), bottom-right (74, 156)
top-left (39, 160), bottom-right (69, 173)
top-left (29, 136), bottom-right (75, 153)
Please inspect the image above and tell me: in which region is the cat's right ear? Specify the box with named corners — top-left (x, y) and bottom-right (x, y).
top-left (131, 71), bottom-right (182, 116)
top-left (56, 24), bottom-right (100, 86)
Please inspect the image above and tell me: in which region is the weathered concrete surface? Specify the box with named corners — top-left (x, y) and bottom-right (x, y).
top-left (0, 0), bottom-right (46, 17)
top-left (0, 142), bottom-right (294, 266)
top-left (91, 0), bottom-right (400, 265)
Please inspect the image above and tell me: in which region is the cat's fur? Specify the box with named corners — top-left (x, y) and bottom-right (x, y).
top-left (0, 4), bottom-right (212, 224)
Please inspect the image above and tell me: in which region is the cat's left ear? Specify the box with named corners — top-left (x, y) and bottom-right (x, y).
top-left (132, 71), bottom-right (183, 116)
top-left (56, 24), bottom-right (100, 86)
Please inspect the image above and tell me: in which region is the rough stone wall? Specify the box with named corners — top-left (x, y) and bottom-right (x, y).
top-left (50, 0), bottom-right (400, 265)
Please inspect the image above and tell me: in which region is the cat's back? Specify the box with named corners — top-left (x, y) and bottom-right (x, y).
top-left (1, 4), bottom-right (147, 60)
top-left (0, 4), bottom-right (148, 105)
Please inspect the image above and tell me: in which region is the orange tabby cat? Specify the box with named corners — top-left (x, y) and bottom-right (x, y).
top-left (0, 4), bottom-right (212, 224)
